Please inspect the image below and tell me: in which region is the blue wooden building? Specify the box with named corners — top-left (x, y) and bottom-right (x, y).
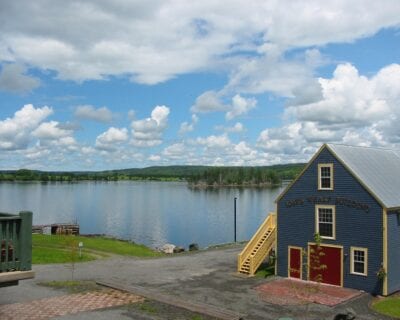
top-left (276, 143), bottom-right (400, 295)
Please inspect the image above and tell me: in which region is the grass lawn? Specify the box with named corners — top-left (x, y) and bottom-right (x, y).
top-left (371, 295), bottom-right (400, 318)
top-left (255, 263), bottom-right (275, 278)
top-left (32, 246), bottom-right (96, 264)
top-left (33, 234), bottom-right (162, 264)
top-left (38, 280), bottom-right (101, 293)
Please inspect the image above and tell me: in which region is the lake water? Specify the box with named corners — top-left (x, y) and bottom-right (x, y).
top-left (0, 181), bottom-right (285, 249)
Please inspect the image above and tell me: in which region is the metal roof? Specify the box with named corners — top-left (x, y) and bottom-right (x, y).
top-left (327, 144), bottom-right (400, 209)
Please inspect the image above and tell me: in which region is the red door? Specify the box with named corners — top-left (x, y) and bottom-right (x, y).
top-left (309, 245), bottom-right (342, 286)
top-left (289, 247), bottom-right (302, 279)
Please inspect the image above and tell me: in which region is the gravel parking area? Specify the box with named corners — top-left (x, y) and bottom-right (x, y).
top-left (0, 244), bottom-right (391, 319)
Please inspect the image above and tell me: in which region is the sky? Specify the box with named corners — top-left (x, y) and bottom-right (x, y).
top-left (0, 1), bottom-right (400, 171)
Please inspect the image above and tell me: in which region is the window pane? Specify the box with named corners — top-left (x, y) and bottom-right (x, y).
top-left (352, 249), bottom-right (367, 274)
top-left (319, 223), bottom-right (332, 237)
top-left (319, 166), bottom-right (332, 189)
top-left (321, 177), bottom-right (331, 188)
top-left (319, 209), bottom-right (333, 222)
top-left (318, 208), bottom-right (333, 237)
top-left (354, 261), bottom-right (365, 274)
top-left (321, 167), bottom-right (331, 177)
top-left (354, 250), bottom-right (364, 262)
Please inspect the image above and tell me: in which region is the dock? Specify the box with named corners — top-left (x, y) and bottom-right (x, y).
top-left (32, 223), bottom-right (79, 235)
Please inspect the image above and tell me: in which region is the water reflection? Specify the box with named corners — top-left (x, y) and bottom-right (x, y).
top-left (0, 181), bottom-right (284, 248)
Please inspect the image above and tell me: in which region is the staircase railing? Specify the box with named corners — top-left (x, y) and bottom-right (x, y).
top-left (0, 211), bottom-right (32, 273)
top-left (249, 225), bottom-right (276, 275)
top-left (237, 212), bottom-right (276, 274)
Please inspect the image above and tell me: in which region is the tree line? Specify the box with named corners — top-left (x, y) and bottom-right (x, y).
top-left (187, 164), bottom-right (303, 187)
top-left (0, 164), bottom-right (304, 185)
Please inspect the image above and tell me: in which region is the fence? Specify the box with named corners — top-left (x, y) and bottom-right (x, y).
top-left (0, 211), bottom-right (32, 273)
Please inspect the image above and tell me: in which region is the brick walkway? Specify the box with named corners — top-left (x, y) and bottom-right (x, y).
top-left (256, 278), bottom-right (363, 306)
top-left (0, 289), bottom-right (143, 320)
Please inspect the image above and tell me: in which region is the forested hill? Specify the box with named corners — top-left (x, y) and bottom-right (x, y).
top-left (0, 164), bottom-right (305, 184)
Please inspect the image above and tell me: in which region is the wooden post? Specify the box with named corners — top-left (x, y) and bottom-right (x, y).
top-left (19, 211), bottom-right (32, 271)
top-left (234, 197), bottom-right (237, 242)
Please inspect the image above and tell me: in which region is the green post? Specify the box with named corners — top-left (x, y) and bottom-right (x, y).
top-left (19, 211), bottom-right (32, 271)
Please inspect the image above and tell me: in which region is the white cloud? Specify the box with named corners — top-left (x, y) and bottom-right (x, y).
top-left (1, 1), bottom-right (399, 85)
top-left (75, 105), bottom-right (113, 123)
top-left (95, 127), bottom-right (128, 151)
top-left (148, 154), bottom-right (161, 162)
top-left (257, 123), bottom-right (305, 154)
top-left (192, 91), bottom-right (257, 120)
top-left (0, 63), bottom-right (40, 93)
top-left (162, 143), bottom-right (187, 160)
top-left (226, 95), bottom-right (256, 120)
top-left (222, 49), bottom-right (323, 102)
top-left (215, 122), bottom-right (245, 133)
top-left (191, 91), bottom-right (227, 113)
top-left (231, 142), bottom-right (258, 162)
top-left (131, 105), bottom-right (170, 147)
top-left (32, 121), bottom-right (73, 140)
top-left (0, 104), bottom-right (53, 150)
top-left (127, 110), bottom-right (136, 120)
top-left (286, 63), bottom-right (400, 146)
top-left (195, 134), bottom-right (231, 149)
top-left (286, 63), bottom-right (392, 126)
top-left (179, 114), bottom-right (199, 134)
top-left (256, 63), bottom-right (400, 159)
top-left (81, 146), bottom-right (95, 155)
top-left (24, 146), bottom-right (51, 160)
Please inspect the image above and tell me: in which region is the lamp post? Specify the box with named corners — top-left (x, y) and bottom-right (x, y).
top-left (234, 197), bottom-right (237, 242)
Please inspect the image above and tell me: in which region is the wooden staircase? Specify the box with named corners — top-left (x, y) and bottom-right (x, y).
top-left (237, 213), bottom-right (276, 276)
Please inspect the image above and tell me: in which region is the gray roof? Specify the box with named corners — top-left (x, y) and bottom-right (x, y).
top-left (327, 144), bottom-right (400, 209)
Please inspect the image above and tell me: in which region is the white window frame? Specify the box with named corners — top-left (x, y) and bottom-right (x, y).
top-left (315, 205), bottom-right (336, 240)
top-left (318, 163), bottom-right (334, 190)
top-left (350, 247), bottom-right (368, 276)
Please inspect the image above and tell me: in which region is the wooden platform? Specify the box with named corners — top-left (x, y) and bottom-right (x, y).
top-left (0, 270), bottom-right (35, 287)
top-left (32, 223), bottom-right (79, 235)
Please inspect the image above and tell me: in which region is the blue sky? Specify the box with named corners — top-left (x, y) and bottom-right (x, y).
top-left (0, 1), bottom-right (399, 171)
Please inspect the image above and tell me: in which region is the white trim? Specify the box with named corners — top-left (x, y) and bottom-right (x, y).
top-left (350, 247), bottom-right (368, 276)
top-left (318, 163), bottom-right (334, 190)
top-left (315, 205), bottom-right (336, 240)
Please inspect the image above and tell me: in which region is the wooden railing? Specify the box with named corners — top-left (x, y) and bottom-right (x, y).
top-left (0, 211), bottom-right (32, 274)
top-left (237, 213), bottom-right (276, 274)
top-left (249, 225), bottom-right (276, 275)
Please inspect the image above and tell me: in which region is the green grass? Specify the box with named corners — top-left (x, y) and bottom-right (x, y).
top-left (38, 280), bottom-right (100, 293)
top-left (32, 246), bottom-right (95, 264)
top-left (255, 264), bottom-right (275, 278)
top-left (371, 296), bottom-right (400, 318)
top-left (32, 234), bottom-right (162, 264)
top-left (139, 301), bottom-right (158, 314)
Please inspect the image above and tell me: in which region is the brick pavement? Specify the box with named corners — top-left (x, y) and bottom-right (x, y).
top-left (0, 289), bottom-right (143, 320)
top-left (255, 278), bottom-right (363, 306)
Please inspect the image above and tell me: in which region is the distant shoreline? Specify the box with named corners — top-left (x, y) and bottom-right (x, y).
top-left (188, 182), bottom-right (281, 188)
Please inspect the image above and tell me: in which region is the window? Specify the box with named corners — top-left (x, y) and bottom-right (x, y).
top-left (318, 164), bottom-right (333, 190)
top-left (315, 205), bottom-right (335, 239)
top-left (350, 247), bottom-right (368, 276)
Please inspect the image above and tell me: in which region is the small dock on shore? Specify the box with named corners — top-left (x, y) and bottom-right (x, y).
top-left (32, 223), bottom-right (79, 235)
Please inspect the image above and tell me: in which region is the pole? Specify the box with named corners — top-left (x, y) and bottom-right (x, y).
top-left (234, 197), bottom-right (237, 242)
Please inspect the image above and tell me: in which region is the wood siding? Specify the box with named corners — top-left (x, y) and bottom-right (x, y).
top-left (277, 147), bottom-right (383, 294)
top-left (387, 210), bottom-right (400, 294)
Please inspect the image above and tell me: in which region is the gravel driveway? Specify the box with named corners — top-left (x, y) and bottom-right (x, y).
top-left (0, 244), bottom-right (387, 320)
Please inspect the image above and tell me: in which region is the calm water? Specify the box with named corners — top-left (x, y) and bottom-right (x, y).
top-left (0, 181), bottom-right (284, 249)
